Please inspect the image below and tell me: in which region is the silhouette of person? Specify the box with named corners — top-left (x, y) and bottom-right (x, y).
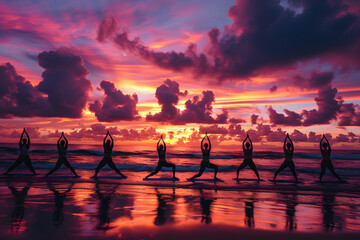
top-left (322, 194), bottom-right (335, 231)
top-left (245, 201), bottom-right (255, 228)
top-left (189, 133), bottom-right (219, 180)
top-left (144, 135), bottom-right (177, 180)
top-left (319, 134), bottom-right (342, 182)
top-left (46, 132), bottom-right (79, 177)
top-left (92, 131), bottom-right (126, 178)
top-left (273, 133), bottom-right (298, 181)
top-left (285, 194), bottom-right (297, 230)
top-left (154, 188), bottom-right (176, 225)
top-left (48, 182), bottom-right (74, 227)
top-left (8, 182), bottom-right (31, 233)
top-left (236, 134), bottom-right (261, 180)
top-left (200, 189), bottom-right (214, 224)
top-left (95, 183), bottom-right (118, 231)
top-left (5, 128), bottom-right (36, 175)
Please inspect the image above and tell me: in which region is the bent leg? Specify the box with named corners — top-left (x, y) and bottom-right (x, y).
top-left (107, 159), bottom-right (126, 177)
top-left (189, 162), bottom-right (206, 179)
top-left (163, 162), bottom-right (176, 178)
top-left (274, 161), bottom-right (289, 180)
top-left (319, 160), bottom-right (327, 181)
top-left (327, 161), bottom-right (342, 182)
top-left (145, 164), bottom-right (162, 179)
top-left (23, 156), bottom-right (36, 174)
top-left (46, 159), bottom-right (62, 176)
top-left (288, 161), bottom-right (298, 182)
top-left (237, 160), bottom-right (249, 179)
top-left (5, 156), bottom-right (24, 174)
top-left (206, 162), bottom-right (219, 179)
top-left (248, 160), bottom-right (261, 180)
top-left (93, 157), bottom-right (108, 177)
top-left (62, 158), bottom-right (79, 176)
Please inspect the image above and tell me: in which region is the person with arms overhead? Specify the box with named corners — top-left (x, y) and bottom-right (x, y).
top-left (319, 134), bottom-right (342, 182)
top-left (236, 134), bottom-right (261, 180)
top-left (5, 128), bottom-right (36, 175)
top-left (46, 132), bottom-right (79, 177)
top-left (273, 133), bottom-right (298, 182)
top-left (92, 131), bottom-right (127, 178)
top-left (188, 133), bottom-right (219, 180)
top-left (144, 135), bottom-right (177, 180)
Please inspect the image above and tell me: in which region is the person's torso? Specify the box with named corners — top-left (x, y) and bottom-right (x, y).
top-left (104, 147), bottom-right (112, 157)
top-left (202, 149), bottom-right (210, 162)
top-left (244, 149), bottom-right (252, 158)
top-left (158, 150), bottom-right (166, 162)
top-left (19, 145), bottom-right (29, 156)
top-left (321, 149), bottom-right (331, 160)
top-left (58, 147), bottom-right (67, 156)
top-left (285, 150), bottom-right (293, 161)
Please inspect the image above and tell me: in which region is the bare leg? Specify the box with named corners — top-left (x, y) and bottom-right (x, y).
top-left (288, 161), bottom-right (298, 182)
top-left (319, 160), bottom-right (327, 181)
top-left (5, 156), bottom-right (24, 174)
top-left (237, 160), bottom-right (249, 179)
top-left (62, 158), bottom-right (79, 177)
top-left (107, 159), bottom-right (126, 177)
top-left (189, 162), bottom-right (206, 180)
top-left (93, 157), bottom-right (108, 177)
top-left (145, 164), bottom-right (162, 179)
top-left (163, 162), bottom-right (176, 178)
top-left (46, 159), bottom-right (62, 176)
top-left (326, 161), bottom-right (342, 182)
top-left (207, 162), bottom-right (219, 179)
top-left (23, 156), bottom-right (36, 174)
top-left (273, 160), bottom-right (289, 180)
top-left (248, 160), bottom-right (261, 180)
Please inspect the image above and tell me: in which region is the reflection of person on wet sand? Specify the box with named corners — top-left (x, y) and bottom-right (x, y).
top-left (245, 201), bottom-right (255, 228)
top-left (46, 132), bottom-right (79, 177)
top-left (5, 128), bottom-right (36, 175)
top-left (319, 134), bottom-right (342, 182)
top-left (95, 183), bottom-right (118, 231)
top-left (273, 133), bottom-right (298, 182)
top-left (154, 188), bottom-right (176, 225)
top-left (92, 131), bottom-right (127, 178)
top-left (8, 182), bottom-right (31, 233)
top-left (200, 189), bottom-right (215, 224)
top-left (48, 182), bottom-right (74, 227)
top-left (322, 194), bottom-right (335, 231)
top-left (236, 134), bottom-right (261, 180)
top-left (285, 194), bottom-right (297, 230)
top-left (145, 135), bottom-right (178, 180)
top-left (189, 133), bottom-right (219, 180)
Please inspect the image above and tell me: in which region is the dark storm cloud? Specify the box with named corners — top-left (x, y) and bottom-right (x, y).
top-left (251, 114), bottom-right (259, 125)
top-left (89, 80), bottom-right (140, 122)
top-left (97, 0), bottom-right (360, 82)
top-left (0, 50), bottom-right (92, 118)
top-left (268, 106), bottom-right (303, 126)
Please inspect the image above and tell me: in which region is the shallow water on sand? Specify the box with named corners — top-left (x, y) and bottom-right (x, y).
top-left (0, 181), bottom-right (359, 239)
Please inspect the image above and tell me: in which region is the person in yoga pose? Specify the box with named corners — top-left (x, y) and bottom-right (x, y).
top-left (5, 128), bottom-right (36, 175)
top-left (189, 133), bottom-right (219, 180)
top-left (92, 131), bottom-right (126, 178)
top-left (144, 135), bottom-right (177, 180)
top-left (273, 133), bottom-right (298, 181)
top-left (46, 132), bottom-right (79, 177)
top-left (319, 134), bottom-right (342, 182)
top-left (236, 134), bottom-right (261, 180)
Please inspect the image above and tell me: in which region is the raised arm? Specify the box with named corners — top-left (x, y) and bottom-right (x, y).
top-left (157, 137), bottom-right (161, 151)
top-left (108, 131), bottom-right (114, 149)
top-left (103, 132), bottom-right (109, 148)
top-left (19, 128), bottom-right (25, 146)
top-left (207, 135), bottom-right (211, 151)
top-left (324, 135), bottom-right (331, 151)
top-left (63, 132), bottom-right (68, 148)
top-left (162, 136), bottom-right (166, 152)
top-left (248, 135), bottom-right (253, 151)
top-left (283, 134), bottom-right (289, 152)
top-left (201, 135), bottom-right (206, 151)
top-left (288, 135), bottom-right (294, 151)
top-left (24, 129), bottom-right (30, 147)
top-left (242, 134), bottom-right (248, 151)
top-left (57, 134), bottom-right (62, 148)
top-left (320, 135), bottom-right (325, 150)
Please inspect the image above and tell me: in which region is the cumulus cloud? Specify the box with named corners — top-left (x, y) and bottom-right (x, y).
top-left (89, 80), bottom-right (140, 122)
top-left (0, 49), bottom-right (92, 118)
top-left (251, 114), bottom-right (259, 125)
top-left (97, 0), bottom-right (360, 82)
top-left (268, 106), bottom-right (302, 126)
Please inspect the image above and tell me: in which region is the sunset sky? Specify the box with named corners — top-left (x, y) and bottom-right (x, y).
top-left (0, 0), bottom-right (359, 149)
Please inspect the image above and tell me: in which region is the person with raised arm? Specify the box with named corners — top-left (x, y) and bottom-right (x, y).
top-left (46, 132), bottom-right (79, 177)
top-left (92, 130), bottom-right (126, 178)
top-left (273, 133), bottom-right (298, 181)
top-left (236, 134), bottom-right (261, 180)
top-left (319, 134), bottom-right (342, 182)
top-left (5, 128), bottom-right (36, 175)
top-left (188, 133), bottom-right (219, 180)
top-left (144, 135), bottom-right (177, 180)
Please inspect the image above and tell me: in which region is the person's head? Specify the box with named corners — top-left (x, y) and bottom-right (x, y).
top-left (204, 143), bottom-right (209, 149)
top-left (22, 138), bottom-right (27, 144)
top-left (159, 144), bottom-right (164, 151)
top-left (106, 140), bottom-right (111, 147)
top-left (322, 142), bottom-right (328, 149)
top-left (286, 142), bottom-right (291, 150)
top-left (245, 142), bottom-right (250, 150)
top-left (60, 140), bottom-right (65, 147)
